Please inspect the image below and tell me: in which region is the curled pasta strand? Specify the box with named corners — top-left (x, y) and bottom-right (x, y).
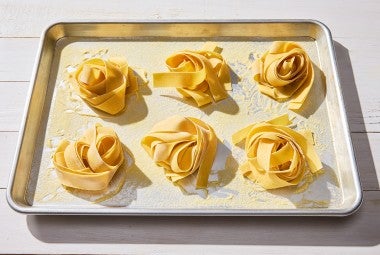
top-left (71, 57), bottom-right (139, 115)
top-left (141, 115), bottom-right (217, 189)
top-left (232, 114), bottom-right (322, 189)
top-left (153, 42), bottom-right (231, 107)
top-left (53, 124), bottom-right (127, 191)
top-left (252, 41), bottom-right (314, 110)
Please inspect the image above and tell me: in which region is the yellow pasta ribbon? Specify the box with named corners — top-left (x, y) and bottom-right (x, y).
top-left (232, 115), bottom-right (322, 189)
top-left (53, 124), bottom-right (126, 191)
top-left (153, 42), bottom-right (231, 107)
top-left (252, 41), bottom-right (314, 110)
top-left (71, 57), bottom-right (138, 115)
top-left (141, 115), bottom-right (217, 188)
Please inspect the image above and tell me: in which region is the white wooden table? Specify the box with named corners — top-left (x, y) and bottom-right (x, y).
top-left (1, 1), bottom-right (379, 254)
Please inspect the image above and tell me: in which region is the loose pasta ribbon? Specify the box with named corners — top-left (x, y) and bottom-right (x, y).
top-left (71, 57), bottom-right (138, 115)
top-left (252, 41), bottom-right (314, 110)
top-left (232, 115), bottom-right (322, 189)
top-left (153, 42), bottom-right (231, 107)
top-left (53, 124), bottom-right (126, 190)
top-left (141, 115), bottom-right (217, 188)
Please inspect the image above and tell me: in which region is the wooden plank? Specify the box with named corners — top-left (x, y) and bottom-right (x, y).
top-left (0, 82), bottom-right (29, 131)
top-left (0, 38), bottom-right (39, 81)
top-left (0, 132), bottom-right (18, 188)
top-left (1, 189), bottom-right (379, 254)
top-left (0, 0), bottom-right (379, 38)
top-left (0, 1), bottom-right (379, 254)
top-left (334, 40), bottom-right (380, 133)
top-left (351, 133), bottom-right (380, 190)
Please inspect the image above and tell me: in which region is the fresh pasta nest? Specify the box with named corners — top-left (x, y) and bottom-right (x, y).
top-left (53, 124), bottom-right (125, 190)
top-left (232, 115), bottom-right (323, 189)
top-left (252, 41), bottom-right (314, 110)
top-left (71, 57), bottom-right (138, 115)
top-left (153, 42), bottom-right (231, 107)
top-left (141, 115), bottom-right (217, 189)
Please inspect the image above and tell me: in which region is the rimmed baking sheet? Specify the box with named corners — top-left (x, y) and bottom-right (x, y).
top-left (7, 21), bottom-right (362, 215)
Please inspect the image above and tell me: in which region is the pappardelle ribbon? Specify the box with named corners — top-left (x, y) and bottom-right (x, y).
top-left (71, 57), bottom-right (138, 115)
top-left (153, 42), bottom-right (231, 107)
top-left (232, 115), bottom-right (322, 189)
top-left (252, 41), bottom-right (315, 110)
top-left (53, 124), bottom-right (126, 191)
top-left (141, 115), bottom-right (217, 189)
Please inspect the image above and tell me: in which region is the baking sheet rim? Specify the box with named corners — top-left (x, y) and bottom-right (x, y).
top-left (6, 19), bottom-right (362, 216)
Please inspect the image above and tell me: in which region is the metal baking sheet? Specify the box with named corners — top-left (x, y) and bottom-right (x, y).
top-left (7, 20), bottom-right (362, 216)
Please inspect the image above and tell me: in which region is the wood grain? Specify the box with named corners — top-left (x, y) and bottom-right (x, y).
top-left (0, 132), bottom-right (18, 188)
top-left (1, 189), bottom-right (378, 254)
top-left (1, 1), bottom-right (379, 38)
top-left (0, 38), bottom-right (39, 81)
top-left (351, 133), bottom-right (379, 190)
top-left (1, 0), bottom-right (379, 254)
top-left (0, 82), bottom-right (29, 131)
top-left (334, 39), bottom-right (380, 133)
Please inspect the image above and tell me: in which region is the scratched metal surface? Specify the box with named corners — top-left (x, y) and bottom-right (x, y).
top-left (7, 21), bottom-right (361, 215)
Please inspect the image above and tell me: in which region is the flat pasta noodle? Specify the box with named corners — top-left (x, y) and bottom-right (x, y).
top-left (252, 41), bottom-right (315, 110)
top-left (232, 114), bottom-right (323, 189)
top-left (153, 42), bottom-right (231, 107)
top-left (141, 115), bottom-right (217, 189)
top-left (70, 57), bottom-right (139, 115)
top-left (53, 124), bottom-right (127, 191)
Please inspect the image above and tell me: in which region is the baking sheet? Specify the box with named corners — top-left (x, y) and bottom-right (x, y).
top-left (7, 21), bottom-right (362, 215)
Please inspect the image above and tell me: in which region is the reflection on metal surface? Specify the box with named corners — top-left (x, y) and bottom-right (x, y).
top-left (7, 21), bottom-right (361, 216)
